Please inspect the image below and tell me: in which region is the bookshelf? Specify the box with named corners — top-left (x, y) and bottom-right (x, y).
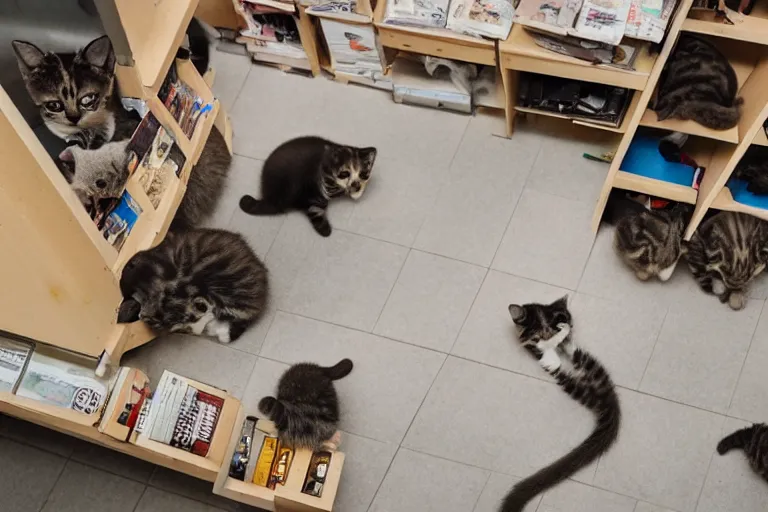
top-left (587, 0), bottom-right (768, 239)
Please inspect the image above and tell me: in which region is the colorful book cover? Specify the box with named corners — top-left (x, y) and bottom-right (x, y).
top-left (102, 191), bottom-right (142, 251)
top-left (126, 113), bottom-right (161, 174)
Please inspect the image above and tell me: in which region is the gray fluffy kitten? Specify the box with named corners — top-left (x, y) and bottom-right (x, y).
top-left (58, 139), bottom-right (129, 207)
top-left (687, 211), bottom-right (768, 310)
top-left (614, 205), bottom-right (690, 282)
top-left (259, 359), bottom-right (353, 449)
top-left (117, 228), bottom-right (269, 343)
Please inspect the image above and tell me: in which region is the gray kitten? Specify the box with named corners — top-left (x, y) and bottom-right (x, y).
top-left (687, 211), bottom-right (768, 310)
top-left (654, 34), bottom-right (743, 130)
top-left (117, 228), bottom-right (269, 343)
top-left (12, 35), bottom-right (139, 146)
top-left (58, 140), bottom-right (129, 208)
top-left (614, 205), bottom-right (690, 282)
top-left (503, 298), bottom-right (620, 511)
top-left (259, 359), bottom-right (353, 450)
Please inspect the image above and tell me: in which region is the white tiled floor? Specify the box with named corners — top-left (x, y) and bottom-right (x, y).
top-left (3, 50), bottom-right (768, 512)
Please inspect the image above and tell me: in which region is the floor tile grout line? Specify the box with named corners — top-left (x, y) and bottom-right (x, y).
top-left (469, 471), bottom-right (494, 512)
top-left (38, 454), bottom-right (70, 512)
top-left (397, 351), bottom-right (449, 447)
top-left (447, 268), bottom-right (490, 354)
top-left (365, 446), bottom-right (405, 512)
top-left (371, 248), bottom-right (412, 334)
top-left (692, 414), bottom-right (728, 512)
top-left (725, 298), bottom-right (766, 412)
top-left (636, 306), bottom-right (671, 391)
top-left (131, 485), bottom-right (150, 512)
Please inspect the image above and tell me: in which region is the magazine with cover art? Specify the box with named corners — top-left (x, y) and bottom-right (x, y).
top-left (446, 0), bottom-right (515, 39)
top-left (17, 351), bottom-right (109, 414)
top-left (513, 0), bottom-right (583, 34)
top-left (570, 0), bottom-right (632, 45)
top-left (0, 335), bottom-right (33, 393)
top-left (102, 191), bottom-right (142, 251)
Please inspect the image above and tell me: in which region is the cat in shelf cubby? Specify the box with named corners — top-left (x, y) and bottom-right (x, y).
top-left (117, 228), bottom-right (269, 344)
top-left (258, 359), bottom-right (354, 450)
top-left (239, 137), bottom-right (377, 237)
top-left (12, 34), bottom-right (232, 230)
top-left (502, 297), bottom-right (620, 512)
top-left (653, 34), bottom-right (743, 130)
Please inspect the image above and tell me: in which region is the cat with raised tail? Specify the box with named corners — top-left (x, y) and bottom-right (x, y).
top-left (502, 297), bottom-right (621, 511)
top-left (717, 423), bottom-right (768, 482)
top-left (259, 359), bottom-right (353, 450)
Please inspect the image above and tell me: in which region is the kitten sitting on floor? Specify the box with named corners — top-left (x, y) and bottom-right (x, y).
top-left (502, 297), bottom-right (620, 511)
top-left (117, 228), bottom-right (269, 344)
top-left (259, 359), bottom-right (353, 450)
top-left (687, 211), bottom-right (768, 310)
top-left (718, 423), bottom-right (768, 482)
top-left (239, 136), bottom-right (377, 237)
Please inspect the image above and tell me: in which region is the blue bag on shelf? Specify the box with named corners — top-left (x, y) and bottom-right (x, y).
top-left (621, 135), bottom-right (696, 187)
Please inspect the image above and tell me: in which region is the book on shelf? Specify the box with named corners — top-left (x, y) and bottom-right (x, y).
top-left (102, 191), bottom-right (142, 251)
top-left (99, 367), bottom-right (152, 442)
top-left (319, 19), bottom-right (386, 80)
top-left (16, 350), bottom-right (110, 415)
top-left (0, 334), bottom-right (33, 394)
top-left (158, 62), bottom-right (212, 139)
top-left (141, 371), bottom-right (224, 458)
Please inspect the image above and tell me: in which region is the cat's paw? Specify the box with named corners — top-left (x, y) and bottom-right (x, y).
top-left (539, 348), bottom-right (561, 373)
top-left (728, 292), bottom-right (747, 311)
top-left (712, 279), bottom-right (726, 296)
top-left (314, 222), bottom-right (332, 237)
top-left (322, 430), bottom-right (342, 451)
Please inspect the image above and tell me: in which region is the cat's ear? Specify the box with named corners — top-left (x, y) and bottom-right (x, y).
top-left (12, 40), bottom-right (45, 77)
top-left (552, 295), bottom-right (569, 310)
top-left (117, 298), bottom-right (141, 323)
top-left (359, 147), bottom-right (377, 170)
top-left (508, 304), bottom-right (526, 323)
top-left (79, 35), bottom-right (115, 71)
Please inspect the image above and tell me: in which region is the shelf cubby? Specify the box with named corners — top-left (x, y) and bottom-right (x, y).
top-left (682, 2), bottom-right (768, 46)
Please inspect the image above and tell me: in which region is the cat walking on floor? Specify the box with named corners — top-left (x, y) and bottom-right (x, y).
top-left (718, 423), bottom-right (768, 482)
top-left (239, 136), bottom-right (377, 237)
top-left (502, 297), bottom-right (621, 512)
top-left (259, 359), bottom-right (353, 450)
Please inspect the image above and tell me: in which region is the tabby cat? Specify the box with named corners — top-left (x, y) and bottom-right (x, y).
top-left (732, 146), bottom-right (768, 195)
top-left (717, 423), bottom-right (768, 482)
top-left (58, 139), bottom-right (129, 207)
top-left (687, 211), bottom-right (768, 310)
top-left (654, 34), bottom-right (743, 130)
top-left (259, 359), bottom-right (353, 450)
top-left (117, 228), bottom-right (269, 344)
top-left (12, 35), bottom-right (139, 147)
top-left (614, 204), bottom-right (690, 282)
top-left (503, 297), bottom-right (621, 512)
top-left (239, 137), bottom-right (377, 237)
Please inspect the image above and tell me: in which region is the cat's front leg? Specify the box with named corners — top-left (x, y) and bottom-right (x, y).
top-left (306, 198), bottom-right (332, 237)
top-left (727, 289), bottom-right (747, 311)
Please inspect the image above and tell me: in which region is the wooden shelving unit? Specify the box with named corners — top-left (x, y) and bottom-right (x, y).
top-left (589, 0), bottom-right (768, 240)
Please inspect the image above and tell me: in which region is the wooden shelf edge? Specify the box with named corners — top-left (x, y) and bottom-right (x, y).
top-left (712, 187), bottom-right (768, 221)
top-left (682, 5), bottom-right (768, 46)
top-left (638, 108), bottom-right (740, 143)
top-left (614, 170), bottom-right (699, 204)
top-left (753, 127), bottom-right (768, 146)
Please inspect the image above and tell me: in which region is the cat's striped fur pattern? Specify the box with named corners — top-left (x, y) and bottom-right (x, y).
top-left (117, 228), bottom-right (269, 343)
top-left (687, 212), bottom-right (768, 310)
top-left (614, 206), bottom-right (689, 282)
top-left (502, 298), bottom-right (620, 512)
top-left (654, 34), bottom-right (743, 130)
top-left (259, 359), bottom-right (353, 450)
top-left (717, 423), bottom-right (768, 482)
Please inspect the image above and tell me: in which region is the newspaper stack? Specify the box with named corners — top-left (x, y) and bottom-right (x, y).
top-left (446, 0), bottom-right (515, 39)
top-left (383, 0), bottom-right (451, 28)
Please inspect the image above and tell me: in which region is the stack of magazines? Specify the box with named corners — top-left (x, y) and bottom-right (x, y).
top-left (158, 63), bottom-right (213, 139)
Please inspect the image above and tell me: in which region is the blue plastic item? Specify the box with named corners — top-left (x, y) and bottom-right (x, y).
top-left (727, 178), bottom-right (768, 210)
top-left (621, 135), bottom-right (696, 187)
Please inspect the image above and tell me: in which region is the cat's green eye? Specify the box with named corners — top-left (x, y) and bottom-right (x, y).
top-left (79, 93), bottom-right (98, 108)
top-left (337, 171), bottom-right (350, 179)
top-left (44, 101), bottom-right (63, 112)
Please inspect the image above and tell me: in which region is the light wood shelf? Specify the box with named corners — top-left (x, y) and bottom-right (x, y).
top-left (682, 2), bottom-right (768, 46)
top-left (638, 108), bottom-right (740, 143)
top-left (613, 171), bottom-right (699, 204)
top-left (712, 186), bottom-right (768, 221)
top-left (114, 0), bottom-right (200, 92)
top-left (753, 127), bottom-right (768, 146)
top-left (499, 25), bottom-right (655, 91)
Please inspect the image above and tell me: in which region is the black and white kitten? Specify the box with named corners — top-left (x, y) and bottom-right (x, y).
top-left (239, 136), bottom-right (377, 237)
top-left (259, 359), bottom-right (353, 450)
top-left (12, 35), bottom-right (140, 147)
top-left (502, 297), bottom-right (621, 512)
top-left (687, 211), bottom-right (768, 310)
top-left (718, 423), bottom-right (768, 482)
top-left (117, 228), bottom-right (269, 344)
